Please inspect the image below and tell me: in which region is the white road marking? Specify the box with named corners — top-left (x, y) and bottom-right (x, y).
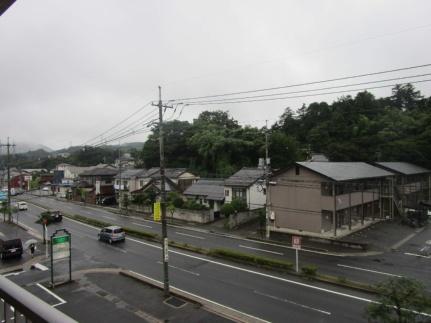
top-left (129, 271), bottom-right (270, 323)
top-left (33, 263), bottom-right (49, 271)
top-left (101, 215), bottom-right (115, 220)
top-left (156, 261), bottom-right (200, 276)
top-left (337, 264), bottom-right (402, 277)
top-left (132, 222), bottom-right (153, 229)
top-left (3, 270), bottom-right (25, 277)
top-left (239, 245), bottom-right (284, 255)
top-left (404, 252), bottom-right (431, 259)
top-left (254, 290), bottom-right (331, 315)
top-left (36, 283), bottom-right (67, 307)
top-left (175, 232), bottom-right (205, 240)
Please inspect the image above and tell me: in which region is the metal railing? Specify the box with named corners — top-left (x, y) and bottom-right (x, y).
top-left (0, 275), bottom-right (76, 323)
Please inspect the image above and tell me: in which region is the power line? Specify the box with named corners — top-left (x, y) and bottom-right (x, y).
top-left (82, 101), bottom-right (153, 146)
top-left (184, 79), bottom-right (431, 106)
top-left (174, 73), bottom-right (431, 105)
top-left (167, 63), bottom-right (431, 102)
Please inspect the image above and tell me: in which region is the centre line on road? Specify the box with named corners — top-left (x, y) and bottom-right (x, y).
top-left (337, 264), bottom-right (402, 277)
top-left (239, 245), bottom-right (283, 255)
top-left (132, 222), bottom-right (153, 229)
top-left (36, 283), bottom-right (67, 307)
top-left (156, 261), bottom-right (200, 276)
top-left (101, 215), bottom-right (116, 220)
top-left (175, 232), bottom-right (205, 240)
top-left (254, 290), bottom-right (331, 315)
top-left (404, 252), bottom-right (431, 259)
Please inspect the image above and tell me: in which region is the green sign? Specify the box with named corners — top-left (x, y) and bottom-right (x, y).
top-left (52, 235), bottom-right (70, 244)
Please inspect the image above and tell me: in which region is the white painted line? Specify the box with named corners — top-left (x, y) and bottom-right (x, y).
top-left (3, 271), bottom-right (25, 277)
top-left (254, 290), bottom-right (331, 315)
top-left (33, 263), bottom-right (49, 271)
top-left (239, 245), bottom-right (284, 256)
top-left (129, 270), bottom-right (270, 323)
top-left (337, 264), bottom-right (402, 277)
top-left (404, 252), bottom-right (431, 259)
top-left (156, 261), bottom-right (200, 276)
top-left (132, 222), bottom-right (153, 229)
top-left (36, 283), bottom-right (67, 307)
top-left (101, 215), bottom-right (116, 220)
top-left (175, 232), bottom-right (205, 240)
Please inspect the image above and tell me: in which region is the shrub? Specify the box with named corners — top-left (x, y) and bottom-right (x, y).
top-left (221, 203), bottom-right (235, 217)
top-left (301, 265), bottom-right (318, 279)
top-left (231, 198), bottom-right (248, 212)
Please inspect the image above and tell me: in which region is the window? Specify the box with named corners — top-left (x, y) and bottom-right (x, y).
top-left (232, 187), bottom-right (246, 201)
top-left (263, 188), bottom-right (267, 195)
top-left (295, 165), bottom-right (300, 175)
top-left (116, 180), bottom-right (120, 185)
top-left (321, 182), bottom-right (333, 196)
top-left (225, 189), bottom-right (230, 197)
top-left (140, 180), bottom-right (144, 187)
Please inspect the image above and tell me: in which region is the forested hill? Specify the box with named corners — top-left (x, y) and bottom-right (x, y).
top-left (138, 83), bottom-right (431, 177)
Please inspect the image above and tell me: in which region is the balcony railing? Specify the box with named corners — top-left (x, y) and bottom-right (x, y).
top-left (0, 275), bottom-right (76, 323)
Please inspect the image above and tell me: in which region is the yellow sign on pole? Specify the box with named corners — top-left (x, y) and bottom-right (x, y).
top-left (154, 202), bottom-right (161, 221)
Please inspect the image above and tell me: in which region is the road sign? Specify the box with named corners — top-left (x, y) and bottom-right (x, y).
top-left (292, 235), bottom-right (301, 250)
top-left (154, 202), bottom-right (161, 221)
top-left (52, 235), bottom-right (70, 260)
top-left (50, 229), bottom-right (72, 287)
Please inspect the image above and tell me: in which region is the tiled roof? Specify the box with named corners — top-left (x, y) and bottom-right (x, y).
top-left (225, 168), bottom-right (265, 187)
top-left (147, 167), bottom-right (190, 179)
top-left (297, 162), bottom-right (394, 182)
top-left (114, 169), bottom-right (147, 179)
top-left (79, 168), bottom-right (118, 177)
top-left (375, 162), bottom-right (431, 175)
top-left (183, 179), bottom-right (225, 201)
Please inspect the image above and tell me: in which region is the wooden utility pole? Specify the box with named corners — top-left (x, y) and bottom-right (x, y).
top-left (264, 120), bottom-right (271, 239)
top-left (0, 138), bottom-right (15, 222)
top-left (152, 86), bottom-right (172, 298)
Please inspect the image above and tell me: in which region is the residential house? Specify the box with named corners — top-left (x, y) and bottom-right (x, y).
top-left (184, 179), bottom-right (225, 218)
top-left (268, 162), bottom-right (395, 238)
top-left (115, 153), bottom-right (135, 169)
top-left (73, 167), bottom-right (119, 204)
top-left (224, 167), bottom-right (266, 210)
top-left (114, 169), bottom-right (148, 192)
top-left (146, 168), bottom-right (198, 192)
top-left (374, 162), bottom-right (431, 212)
top-left (56, 163), bottom-right (114, 182)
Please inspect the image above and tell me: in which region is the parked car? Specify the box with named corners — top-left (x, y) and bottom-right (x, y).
top-left (16, 201), bottom-right (28, 211)
top-left (0, 238), bottom-right (23, 260)
top-left (98, 226), bottom-right (125, 244)
top-left (42, 187), bottom-right (50, 191)
top-left (101, 196), bottom-right (117, 206)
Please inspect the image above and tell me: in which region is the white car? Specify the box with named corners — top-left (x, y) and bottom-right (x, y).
top-left (16, 201), bottom-right (28, 211)
top-left (42, 187), bottom-right (50, 191)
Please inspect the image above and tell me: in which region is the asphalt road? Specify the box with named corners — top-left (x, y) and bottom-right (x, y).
top-left (11, 202), bottom-right (387, 323)
top-left (17, 193), bottom-right (431, 290)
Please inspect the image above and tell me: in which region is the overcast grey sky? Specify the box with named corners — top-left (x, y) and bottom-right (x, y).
top-left (1, 0), bottom-right (431, 150)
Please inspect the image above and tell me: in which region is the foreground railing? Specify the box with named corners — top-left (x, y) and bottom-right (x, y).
top-left (0, 275), bottom-right (76, 323)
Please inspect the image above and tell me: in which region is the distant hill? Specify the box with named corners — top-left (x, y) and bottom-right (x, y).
top-left (0, 142), bottom-right (53, 155)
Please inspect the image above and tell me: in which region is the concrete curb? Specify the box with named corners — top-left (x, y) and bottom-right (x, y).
top-left (121, 270), bottom-right (269, 323)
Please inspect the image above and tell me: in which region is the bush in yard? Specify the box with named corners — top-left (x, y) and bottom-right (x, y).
top-left (221, 203), bottom-right (235, 217)
top-left (230, 198), bottom-right (248, 212)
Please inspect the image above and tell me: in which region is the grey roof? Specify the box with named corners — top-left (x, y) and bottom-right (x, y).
top-left (114, 169), bottom-right (147, 179)
top-left (225, 168), bottom-right (265, 187)
top-left (297, 162), bottom-right (394, 182)
top-left (183, 179), bottom-right (225, 201)
top-left (79, 167), bottom-right (119, 177)
top-left (147, 167), bottom-right (190, 179)
top-left (375, 162), bottom-right (431, 175)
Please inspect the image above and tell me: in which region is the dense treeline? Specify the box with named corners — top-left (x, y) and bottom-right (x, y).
top-left (136, 84), bottom-right (431, 176)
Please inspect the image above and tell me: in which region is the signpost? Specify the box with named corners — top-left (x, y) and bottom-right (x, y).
top-left (153, 202), bottom-right (161, 221)
top-left (292, 235), bottom-right (301, 273)
top-left (50, 229), bottom-right (72, 287)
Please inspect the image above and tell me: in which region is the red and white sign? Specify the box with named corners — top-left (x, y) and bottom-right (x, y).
top-left (292, 236), bottom-right (301, 249)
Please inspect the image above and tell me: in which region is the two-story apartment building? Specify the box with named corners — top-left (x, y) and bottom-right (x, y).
top-left (224, 167), bottom-right (266, 210)
top-left (75, 167), bottom-right (119, 204)
top-left (268, 162), bottom-right (394, 238)
top-left (374, 162), bottom-right (431, 212)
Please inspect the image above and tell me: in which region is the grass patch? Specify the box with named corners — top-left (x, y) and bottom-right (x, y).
top-left (208, 248), bottom-right (293, 271)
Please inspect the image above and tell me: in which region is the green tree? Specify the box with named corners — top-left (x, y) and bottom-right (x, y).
top-left (366, 277), bottom-right (431, 323)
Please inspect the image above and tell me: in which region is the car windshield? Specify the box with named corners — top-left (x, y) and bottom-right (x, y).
top-left (113, 228), bottom-right (123, 234)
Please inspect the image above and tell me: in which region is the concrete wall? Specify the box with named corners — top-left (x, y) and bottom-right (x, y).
top-left (227, 209), bottom-right (261, 230)
top-left (248, 183), bottom-right (266, 210)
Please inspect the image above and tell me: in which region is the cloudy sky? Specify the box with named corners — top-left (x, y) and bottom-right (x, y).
top-left (1, 0), bottom-right (431, 150)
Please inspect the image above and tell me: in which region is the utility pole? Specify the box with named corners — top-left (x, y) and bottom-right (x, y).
top-left (0, 138), bottom-right (15, 222)
top-left (264, 121), bottom-right (271, 239)
top-left (118, 141), bottom-right (122, 213)
top-left (152, 86), bottom-right (172, 298)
